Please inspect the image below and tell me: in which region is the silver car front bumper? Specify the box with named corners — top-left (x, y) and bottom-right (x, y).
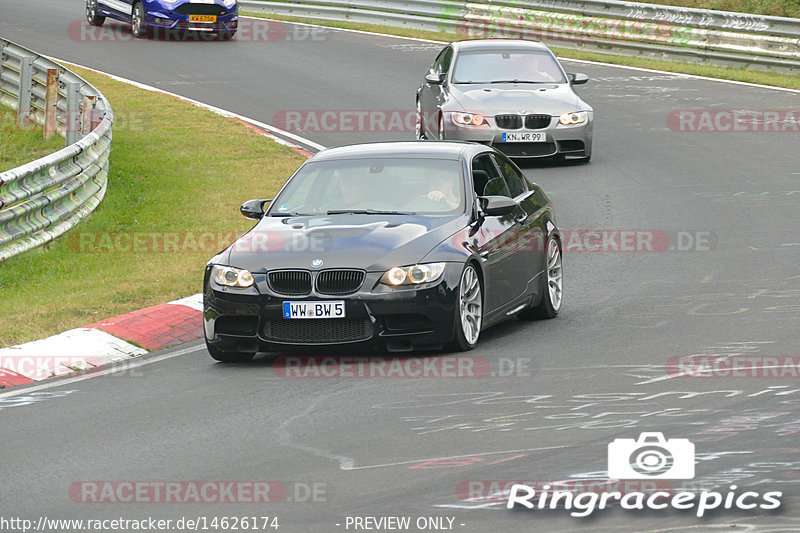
top-left (443, 114), bottom-right (593, 159)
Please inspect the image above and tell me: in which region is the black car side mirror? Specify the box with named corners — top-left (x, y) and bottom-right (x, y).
top-left (479, 195), bottom-right (517, 216)
top-left (568, 72), bottom-right (589, 85)
top-left (240, 199), bottom-right (271, 219)
top-left (425, 72), bottom-right (445, 85)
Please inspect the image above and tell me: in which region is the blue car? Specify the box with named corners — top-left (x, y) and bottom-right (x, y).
top-left (86, 0), bottom-right (238, 39)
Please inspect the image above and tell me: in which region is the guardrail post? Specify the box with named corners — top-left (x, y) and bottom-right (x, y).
top-left (44, 69), bottom-right (59, 140)
top-left (81, 95), bottom-right (97, 135)
top-left (65, 82), bottom-right (82, 146)
top-left (17, 56), bottom-right (34, 128)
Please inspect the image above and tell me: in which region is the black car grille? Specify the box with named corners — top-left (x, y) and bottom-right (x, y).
top-left (263, 319), bottom-right (373, 343)
top-left (316, 269), bottom-right (365, 295)
top-left (494, 142), bottom-right (557, 157)
top-left (495, 114), bottom-right (522, 129)
top-left (173, 3), bottom-right (228, 16)
top-left (524, 114), bottom-right (552, 129)
top-left (268, 270), bottom-right (312, 295)
top-left (215, 316), bottom-right (258, 336)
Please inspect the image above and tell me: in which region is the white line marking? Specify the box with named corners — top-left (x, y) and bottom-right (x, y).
top-left (52, 59), bottom-right (327, 152)
top-left (240, 15), bottom-right (800, 95)
top-left (0, 344), bottom-right (203, 399)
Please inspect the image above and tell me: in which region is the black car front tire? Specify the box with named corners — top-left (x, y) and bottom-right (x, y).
top-left (449, 263), bottom-right (482, 351)
top-left (206, 342), bottom-right (256, 362)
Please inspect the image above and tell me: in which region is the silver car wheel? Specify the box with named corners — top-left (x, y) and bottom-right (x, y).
top-left (87, 0), bottom-right (97, 20)
top-left (459, 265), bottom-right (482, 346)
top-left (415, 99), bottom-right (425, 140)
top-left (546, 238), bottom-right (563, 312)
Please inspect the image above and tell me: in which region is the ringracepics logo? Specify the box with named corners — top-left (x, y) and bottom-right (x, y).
top-left (607, 432), bottom-right (694, 479)
top-left (507, 432), bottom-right (782, 517)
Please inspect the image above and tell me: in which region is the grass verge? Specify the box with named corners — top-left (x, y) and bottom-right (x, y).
top-left (0, 105), bottom-right (65, 172)
top-left (244, 12), bottom-right (800, 92)
top-left (0, 66), bottom-right (307, 347)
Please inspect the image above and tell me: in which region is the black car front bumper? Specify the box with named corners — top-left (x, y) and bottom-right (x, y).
top-left (203, 266), bottom-right (463, 353)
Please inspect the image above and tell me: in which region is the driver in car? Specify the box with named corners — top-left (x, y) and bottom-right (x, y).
top-left (426, 169), bottom-right (460, 209)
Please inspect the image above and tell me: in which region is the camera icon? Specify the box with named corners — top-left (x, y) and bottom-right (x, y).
top-left (608, 432), bottom-right (695, 480)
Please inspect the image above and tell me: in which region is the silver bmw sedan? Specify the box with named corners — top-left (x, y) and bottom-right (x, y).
top-left (417, 39), bottom-right (593, 162)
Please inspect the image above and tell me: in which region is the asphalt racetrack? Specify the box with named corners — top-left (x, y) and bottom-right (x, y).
top-left (1, 1), bottom-right (799, 531)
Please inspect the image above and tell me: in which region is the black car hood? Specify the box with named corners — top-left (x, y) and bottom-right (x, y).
top-left (222, 214), bottom-right (467, 272)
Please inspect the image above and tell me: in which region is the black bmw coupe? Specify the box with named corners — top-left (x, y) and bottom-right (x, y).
top-left (203, 141), bottom-right (562, 360)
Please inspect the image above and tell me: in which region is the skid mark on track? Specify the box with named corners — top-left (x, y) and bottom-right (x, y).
top-left (275, 389), bottom-right (358, 471)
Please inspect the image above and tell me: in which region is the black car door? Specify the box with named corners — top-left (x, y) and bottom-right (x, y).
top-left (491, 152), bottom-right (548, 300)
top-left (469, 153), bottom-right (521, 315)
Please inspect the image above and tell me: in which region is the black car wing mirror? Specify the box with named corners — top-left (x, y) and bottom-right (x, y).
top-left (568, 72), bottom-right (589, 85)
top-left (478, 195), bottom-right (517, 216)
top-left (425, 72), bottom-right (445, 85)
top-left (240, 198), bottom-right (271, 219)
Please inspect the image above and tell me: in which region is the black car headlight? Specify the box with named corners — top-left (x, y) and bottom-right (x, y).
top-left (211, 265), bottom-right (254, 288)
top-left (380, 263), bottom-right (446, 287)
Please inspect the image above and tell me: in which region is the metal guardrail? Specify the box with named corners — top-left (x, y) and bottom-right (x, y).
top-left (241, 0), bottom-right (800, 72)
top-left (0, 38), bottom-right (113, 262)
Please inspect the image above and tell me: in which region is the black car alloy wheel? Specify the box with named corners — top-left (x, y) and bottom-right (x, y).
top-left (451, 263), bottom-right (482, 351)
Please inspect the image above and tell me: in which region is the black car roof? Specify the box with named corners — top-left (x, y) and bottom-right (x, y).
top-left (310, 141), bottom-right (491, 162)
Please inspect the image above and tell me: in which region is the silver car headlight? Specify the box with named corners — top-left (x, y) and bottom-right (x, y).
top-left (212, 265), bottom-right (254, 288)
top-left (559, 111), bottom-right (589, 126)
top-left (451, 112), bottom-right (488, 127)
top-left (381, 263), bottom-right (446, 287)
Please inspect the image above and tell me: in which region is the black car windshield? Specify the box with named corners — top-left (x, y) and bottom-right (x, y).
top-left (452, 49), bottom-right (567, 84)
top-left (270, 158), bottom-right (466, 215)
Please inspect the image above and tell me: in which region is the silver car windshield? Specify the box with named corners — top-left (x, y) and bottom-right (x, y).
top-left (452, 49), bottom-right (567, 84)
top-left (270, 158), bottom-right (466, 216)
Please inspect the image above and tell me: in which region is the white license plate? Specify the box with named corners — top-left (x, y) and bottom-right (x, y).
top-left (283, 301), bottom-right (345, 319)
top-left (502, 132), bottom-right (546, 143)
